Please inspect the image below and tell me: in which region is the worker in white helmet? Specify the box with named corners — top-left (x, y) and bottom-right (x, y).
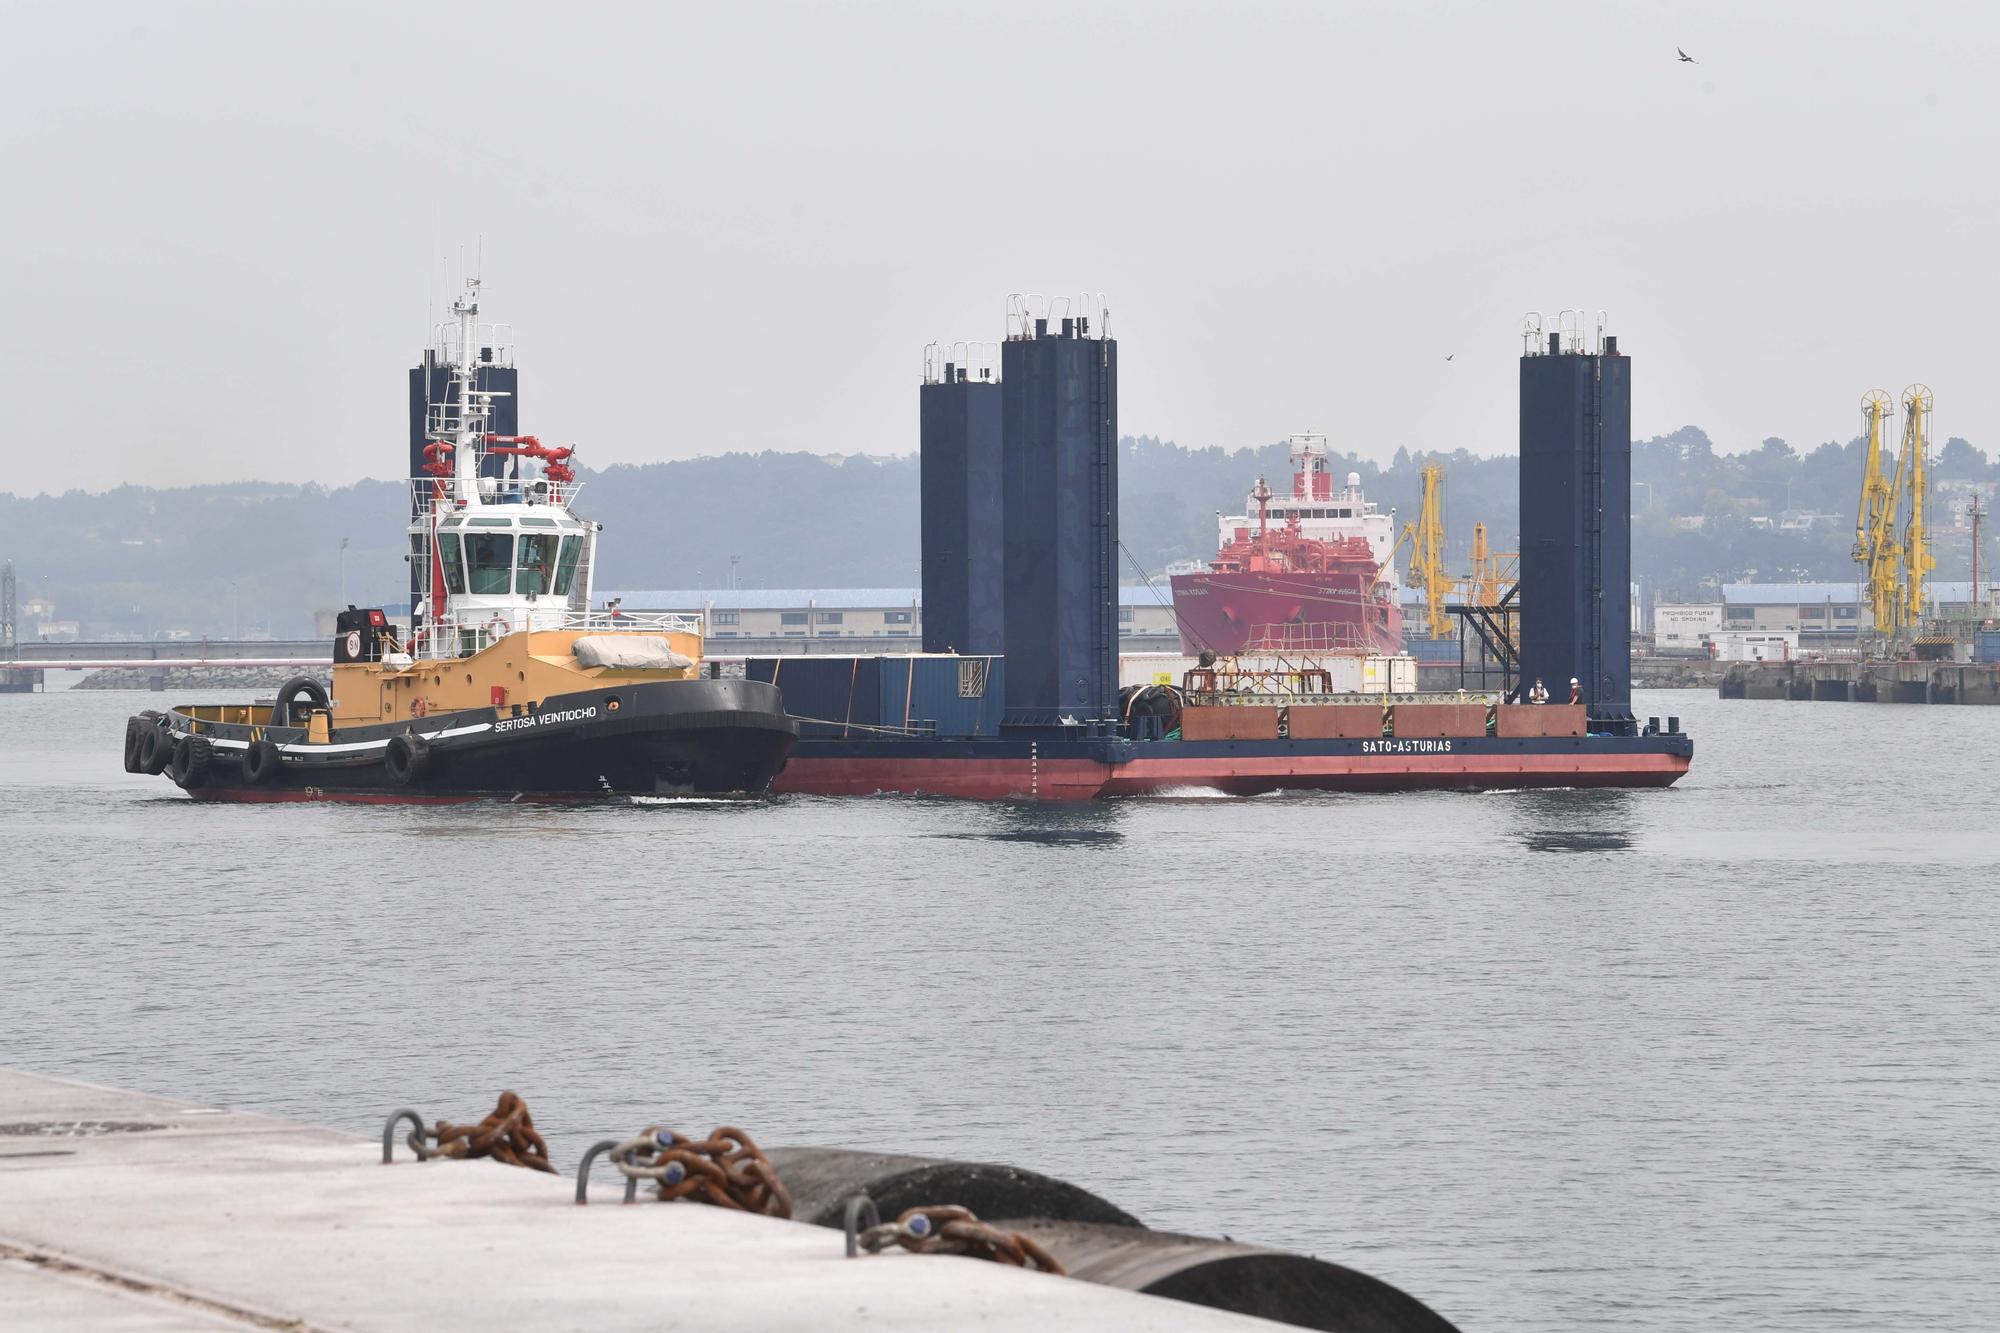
top-left (1569, 677), bottom-right (1581, 704)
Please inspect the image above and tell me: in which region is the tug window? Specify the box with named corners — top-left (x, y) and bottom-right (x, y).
top-left (464, 533), bottom-right (514, 595)
top-left (552, 536), bottom-right (584, 596)
top-left (516, 533), bottom-right (558, 594)
top-left (437, 534), bottom-right (467, 595)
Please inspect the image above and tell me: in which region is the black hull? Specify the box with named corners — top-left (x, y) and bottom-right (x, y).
top-left (151, 679), bottom-right (796, 803)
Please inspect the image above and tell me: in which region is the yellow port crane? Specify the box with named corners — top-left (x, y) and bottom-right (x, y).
top-left (1900, 384), bottom-right (1934, 627)
top-left (1851, 385), bottom-right (1937, 640)
top-left (1390, 462), bottom-right (1453, 639)
top-left (1853, 389), bottom-right (1901, 633)
top-left (1465, 522), bottom-right (1517, 606)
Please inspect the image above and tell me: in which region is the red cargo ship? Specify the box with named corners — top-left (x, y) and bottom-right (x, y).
top-left (1168, 434), bottom-right (1403, 656)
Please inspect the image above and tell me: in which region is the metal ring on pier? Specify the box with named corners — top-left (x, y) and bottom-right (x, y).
top-left (573, 1139), bottom-right (641, 1205)
top-left (842, 1194), bottom-right (880, 1257)
top-left (380, 1109), bottom-right (424, 1164)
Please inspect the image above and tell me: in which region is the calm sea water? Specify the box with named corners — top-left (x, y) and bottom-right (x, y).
top-left (2, 687), bottom-right (1995, 1331)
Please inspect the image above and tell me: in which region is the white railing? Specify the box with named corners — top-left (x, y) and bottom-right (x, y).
top-left (558, 610), bottom-right (701, 634)
top-left (404, 607), bottom-right (702, 659)
top-left (408, 476), bottom-right (584, 515)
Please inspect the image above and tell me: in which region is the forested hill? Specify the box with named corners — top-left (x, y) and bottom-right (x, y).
top-left (3, 428), bottom-right (1993, 638)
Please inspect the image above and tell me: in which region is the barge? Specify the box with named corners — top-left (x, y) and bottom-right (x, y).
top-left (782, 299), bottom-right (1688, 800)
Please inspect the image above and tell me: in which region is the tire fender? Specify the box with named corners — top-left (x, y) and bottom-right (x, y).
top-left (384, 733), bottom-right (431, 786)
top-left (242, 738), bottom-right (283, 786)
top-left (170, 734), bottom-right (213, 789)
top-left (139, 723), bottom-right (174, 776)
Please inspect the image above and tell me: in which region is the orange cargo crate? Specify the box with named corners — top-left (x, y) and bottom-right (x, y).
top-left (1494, 703), bottom-right (1586, 737)
top-left (1389, 702), bottom-right (1490, 738)
top-left (1179, 706), bottom-right (1282, 741)
top-left (1286, 705), bottom-right (1385, 739)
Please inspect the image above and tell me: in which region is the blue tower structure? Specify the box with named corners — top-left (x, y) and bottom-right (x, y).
top-left (919, 344), bottom-right (1004, 655)
top-left (999, 298), bottom-right (1118, 730)
top-left (1517, 314), bottom-right (1633, 733)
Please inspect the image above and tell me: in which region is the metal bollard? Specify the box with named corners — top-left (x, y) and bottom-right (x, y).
top-left (380, 1109), bottom-right (425, 1164)
top-left (842, 1194), bottom-right (880, 1258)
top-left (574, 1138), bottom-right (641, 1206)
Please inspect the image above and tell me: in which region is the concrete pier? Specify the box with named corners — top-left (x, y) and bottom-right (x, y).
top-left (1718, 660), bottom-right (2000, 705)
top-left (0, 1070), bottom-right (1278, 1331)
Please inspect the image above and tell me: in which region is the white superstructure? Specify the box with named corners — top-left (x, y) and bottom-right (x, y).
top-left (407, 280), bottom-right (690, 658)
top-left (1212, 434), bottom-right (1401, 586)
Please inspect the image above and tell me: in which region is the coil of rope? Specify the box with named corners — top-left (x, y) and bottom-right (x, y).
top-left (387, 1091), bottom-right (555, 1174)
top-left (607, 1125), bottom-right (792, 1217)
top-left (857, 1204), bottom-right (1066, 1276)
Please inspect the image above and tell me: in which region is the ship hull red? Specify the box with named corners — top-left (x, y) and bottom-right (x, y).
top-left (772, 736), bottom-right (1691, 801)
top-left (1168, 571), bottom-right (1402, 656)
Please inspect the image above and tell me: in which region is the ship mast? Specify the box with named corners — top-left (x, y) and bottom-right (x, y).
top-left (448, 280), bottom-right (485, 505)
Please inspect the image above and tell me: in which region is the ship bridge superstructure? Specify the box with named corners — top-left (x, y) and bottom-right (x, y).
top-left (1213, 434), bottom-right (1400, 587)
top-left (404, 280), bottom-right (693, 659)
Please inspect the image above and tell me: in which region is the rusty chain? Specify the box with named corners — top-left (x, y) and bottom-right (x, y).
top-left (857, 1205), bottom-right (1067, 1276)
top-left (607, 1125), bottom-right (792, 1218)
top-left (405, 1091), bottom-right (555, 1174)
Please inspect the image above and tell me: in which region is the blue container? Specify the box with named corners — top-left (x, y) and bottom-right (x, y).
top-left (747, 657), bottom-right (882, 737)
top-left (1403, 636), bottom-right (1460, 663)
top-left (1975, 630), bottom-right (2000, 664)
top-left (877, 655), bottom-right (1004, 737)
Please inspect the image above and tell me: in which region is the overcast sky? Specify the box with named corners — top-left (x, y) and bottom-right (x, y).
top-left (2, 1), bottom-right (1992, 495)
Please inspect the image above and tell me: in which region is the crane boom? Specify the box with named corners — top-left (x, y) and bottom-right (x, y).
top-left (1853, 389), bottom-right (1901, 635)
top-left (1901, 384), bottom-right (1935, 626)
top-left (1389, 463), bottom-right (1452, 640)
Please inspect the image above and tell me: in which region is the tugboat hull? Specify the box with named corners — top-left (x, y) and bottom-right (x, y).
top-left (148, 679), bottom-right (796, 803)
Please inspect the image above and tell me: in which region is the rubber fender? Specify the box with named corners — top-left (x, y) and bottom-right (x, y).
top-left (384, 733), bottom-right (430, 786)
top-left (273, 676), bottom-right (330, 727)
top-left (169, 734), bottom-right (212, 789)
top-left (1000, 1219), bottom-right (1462, 1333)
top-left (768, 1147), bottom-right (1461, 1332)
top-left (242, 739), bottom-right (282, 786)
top-left (765, 1147), bottom-right (1139, 1231)
top-left (123, 717), bottom-right (146, 772)
top-left (139, 723), bottom-right (174, 775)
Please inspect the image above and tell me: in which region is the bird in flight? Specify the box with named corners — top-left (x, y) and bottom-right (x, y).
top-left (1677, 47), bottom-right (1696, 63)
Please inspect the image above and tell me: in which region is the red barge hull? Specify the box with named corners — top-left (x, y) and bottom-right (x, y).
top-left (773, 736), bottom-right (1692, 801)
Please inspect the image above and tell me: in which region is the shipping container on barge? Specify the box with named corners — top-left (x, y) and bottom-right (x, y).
top-left (120, 280), bottom-right (795, 802)
top-left (770, 298), bottom-right (1690, 800)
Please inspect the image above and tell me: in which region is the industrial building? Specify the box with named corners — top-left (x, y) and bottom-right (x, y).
top-left (1653, 581), bottom-right (1995, 654)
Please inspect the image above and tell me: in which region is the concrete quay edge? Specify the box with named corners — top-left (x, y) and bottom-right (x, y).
top-left (0, 1068), bottom-right (1279, 1332)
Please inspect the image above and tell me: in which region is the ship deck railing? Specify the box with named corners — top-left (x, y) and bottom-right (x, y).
top-left (408, 476), bottom-right (586, 514)
top-left (1181, 689), bottom-right (1500, 708)
top-left (409, 610), bottom-right (704, 659)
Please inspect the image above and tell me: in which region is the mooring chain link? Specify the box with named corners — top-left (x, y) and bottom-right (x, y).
top-left (857, 1205), bottom-right (1067, 1276)
top-left (607, 1125), bottom-right (793, 1218)
top-left (404, 1090), bottom-right (556, 1174)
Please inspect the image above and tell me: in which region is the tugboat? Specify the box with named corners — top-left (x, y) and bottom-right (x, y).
top-left (122, 281), bottom-right (796, 802)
